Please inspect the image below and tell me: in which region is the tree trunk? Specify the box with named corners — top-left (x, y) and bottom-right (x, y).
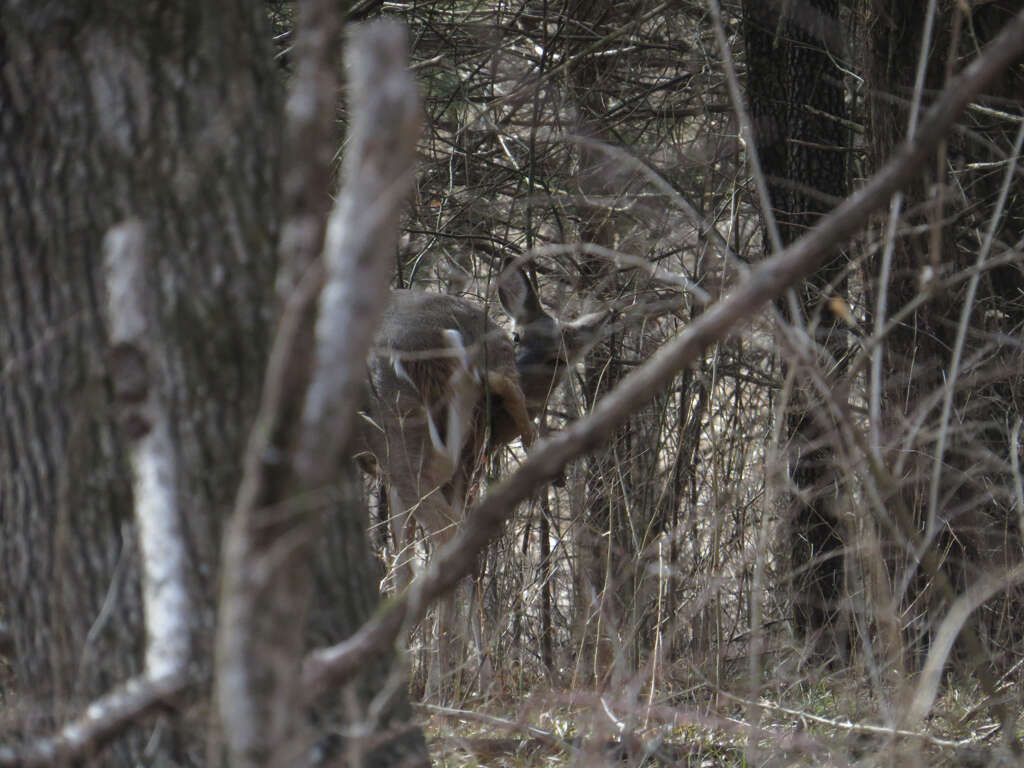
top-left (0, 2), bottom-right (279, 762)
top-left (307, 462), bottom-right (430, 768)
top-left (741, 0), bottom-right (851, 662)
top-left (865, 0), bottom-right (1024, 673)
top-left (565, 0), bottom-right (635, 689)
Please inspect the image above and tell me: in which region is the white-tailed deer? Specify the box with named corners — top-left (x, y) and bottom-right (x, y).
top-left (355, 262), bottom-right (607, 699)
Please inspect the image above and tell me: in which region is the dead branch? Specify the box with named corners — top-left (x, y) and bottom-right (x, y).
top-left (103, 220), bottom-right (192, 681)
top-left (301, 8), bottom-right (1024, 699)
top-left (0, 676), bottom-right (186, 767)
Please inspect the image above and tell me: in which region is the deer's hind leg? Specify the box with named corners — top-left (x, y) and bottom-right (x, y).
top-left (384, 471), bottom-right (465, 702)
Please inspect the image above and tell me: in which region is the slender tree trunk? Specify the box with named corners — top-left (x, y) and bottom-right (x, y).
top-left (741, 0), bottom-right (851, 661)
top-left (566, 0), bottom-right (633, 688)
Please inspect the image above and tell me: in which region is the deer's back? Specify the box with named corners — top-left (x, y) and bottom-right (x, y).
top-left (370, 290), bottom-right (517, 408)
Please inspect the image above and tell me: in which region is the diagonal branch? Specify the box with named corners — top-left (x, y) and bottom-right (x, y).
top-left (301, 7), bottom-right (1024, 699)
top-left (0, 676), bottom-right (186, 767)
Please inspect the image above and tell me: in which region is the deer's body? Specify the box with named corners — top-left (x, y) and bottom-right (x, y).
top-left (357, 289), bottom-right (532, 545)
top-left (355, 266), bottom-right (605, 698)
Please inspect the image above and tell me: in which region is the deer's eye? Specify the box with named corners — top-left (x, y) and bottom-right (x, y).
top-left (512, 332), bottom-right (521, 345)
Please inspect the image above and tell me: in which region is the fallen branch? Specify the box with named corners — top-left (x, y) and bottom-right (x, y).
top-left (0, 675), bottom-right (186, 767)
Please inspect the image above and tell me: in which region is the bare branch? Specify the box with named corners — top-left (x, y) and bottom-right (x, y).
top-left (905, 563), bottom-right (1024, 727)
top-left (301, 8), bottom-right (1024, 697)
top-left (0, 675), bottom-right (185, 767)
top-left (103, 220), bottom-right (191, 681)
top-left (213, 2), bottom-right (343, 761)
top-left (298, 22), bottom-right (422, 483)
top-left (276, 0), bottom-right (343, 297)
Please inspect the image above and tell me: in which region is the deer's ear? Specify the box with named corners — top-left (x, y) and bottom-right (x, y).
top-left (498, 259), bottom-right (546, 324)
top-left (564, 308), bottom-right (612, 356)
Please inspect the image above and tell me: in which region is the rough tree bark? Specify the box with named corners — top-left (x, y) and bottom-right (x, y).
top-left (0, 1), bottom-right (279, 763)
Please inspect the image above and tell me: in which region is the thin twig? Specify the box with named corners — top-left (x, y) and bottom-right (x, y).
top-left (301, 8), bottom-right (1024, 698)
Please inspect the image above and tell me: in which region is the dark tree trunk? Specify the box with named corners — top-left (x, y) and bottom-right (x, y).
top-left (741, 0), bottom-right (851, 661)
top-left (865, 0), bottom-right (1024, 671)
top-left (565, 0), bottom-right (637, 688)
top-left (0, 1), bottom-right (279, 762)
top-left (309, 462), bottom-right (430, 768)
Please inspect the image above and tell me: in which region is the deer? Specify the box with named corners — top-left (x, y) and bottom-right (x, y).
top-left (354, 261), bottom-right (608, 700)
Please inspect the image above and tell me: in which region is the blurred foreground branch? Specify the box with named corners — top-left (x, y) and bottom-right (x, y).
top-left (215, 17), bottom-right (420, 768)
